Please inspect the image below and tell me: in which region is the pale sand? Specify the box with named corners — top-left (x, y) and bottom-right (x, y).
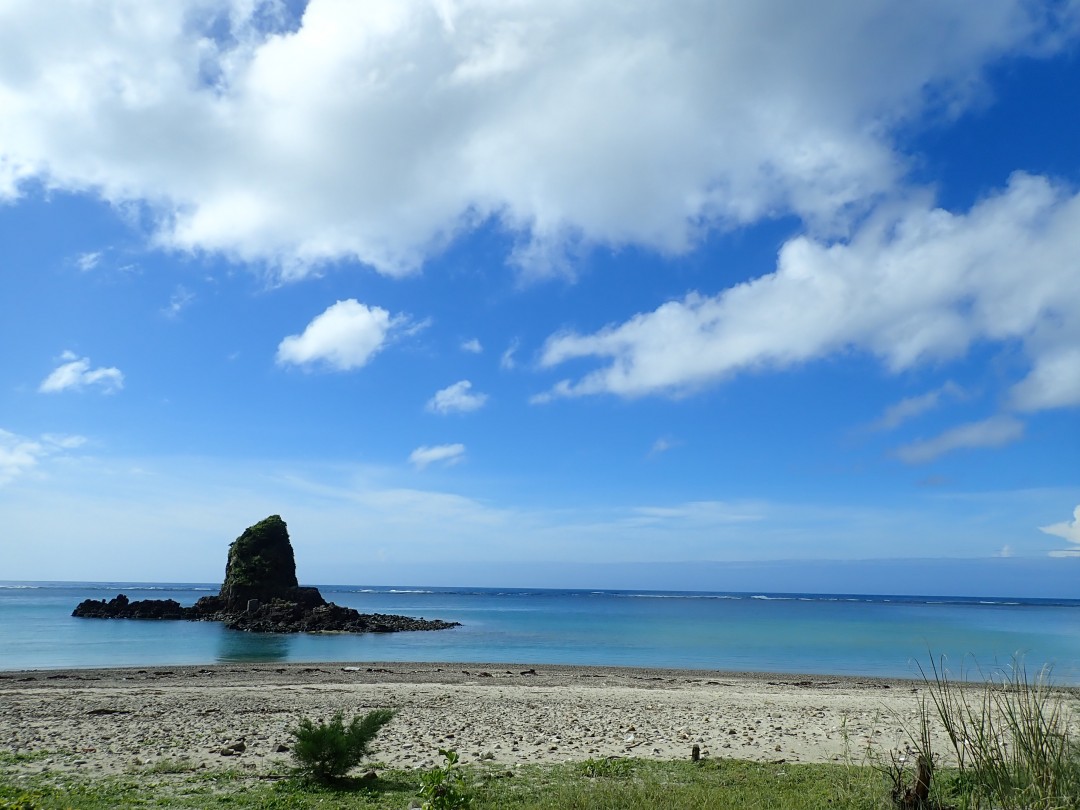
top-left (0, 662), bottom-right (1009, 779)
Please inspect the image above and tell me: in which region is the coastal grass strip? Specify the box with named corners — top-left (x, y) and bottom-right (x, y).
top-left (1, 758), bottom-right (894, 810)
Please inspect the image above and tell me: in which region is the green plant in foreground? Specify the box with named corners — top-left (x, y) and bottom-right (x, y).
top-left (290, 708), bottom-right (394, 782)
top-left (578, 756), bottom-right (634, 779)
top-left (419, 749), bottom-right (472, 809)
top-left (2, 757), bottom-right (894, 809)
top-left (0, 794), bottom-right (44, 810)
top-left (916, 656), bottom-right (1080, 810)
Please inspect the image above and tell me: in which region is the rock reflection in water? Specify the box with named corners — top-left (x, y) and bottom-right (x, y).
top-left (216, 628), bottom-right (292, 662)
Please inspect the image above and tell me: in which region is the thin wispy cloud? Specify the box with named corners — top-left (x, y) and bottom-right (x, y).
top-left (409, 443), bottom-right (466, 470)
top-left (500, 339), bottom-right (520, 371)
top-left (162, 286), bottom-right (195, 319)
top-left (649, 437), bottom-right (681, 457)
top-left (0, 429), bottom-right (87, 486)
top-left (75, 251), bottom-right (102, 272)
top-left (894, 416), bottom-right (1025, 464)
top-left (872, 382), bottom-right (966, 431)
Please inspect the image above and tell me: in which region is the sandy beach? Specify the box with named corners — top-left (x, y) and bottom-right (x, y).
top-left (0, 662), bottom-right (969, 779)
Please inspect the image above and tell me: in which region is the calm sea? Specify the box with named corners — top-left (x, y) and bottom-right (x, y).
top-left (2, 582), bottom-right (1079, 684)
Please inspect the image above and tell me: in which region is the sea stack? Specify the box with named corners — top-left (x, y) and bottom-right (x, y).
top-left (221, 515), bottom-right (305, 608)
top-left (194, 515), bottom-right (327, 616)
top-left (73, 515), bottom-right (459, 635)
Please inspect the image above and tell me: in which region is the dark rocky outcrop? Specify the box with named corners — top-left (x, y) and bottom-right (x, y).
top-left (222, 602), bottom-right (457, 633)
top-left (72, 515), bottom-right (460, 635)
top-left (72, 594), bottom-right (187, 620)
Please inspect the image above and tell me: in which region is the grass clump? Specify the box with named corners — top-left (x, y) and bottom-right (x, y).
top-left (290, 708), bottom-right (394, 783)
top-left (577, 756), bottom-right (634, 779)
top-left (915, 657), bottom-right (1080, 810)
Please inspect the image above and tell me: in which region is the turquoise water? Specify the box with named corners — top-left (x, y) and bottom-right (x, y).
top-left (2, 583), bottom-right (1079, 683)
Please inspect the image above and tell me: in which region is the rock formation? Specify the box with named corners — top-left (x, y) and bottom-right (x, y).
top-left (185, 515), bottom-right (329, 620)
top-left (70, 594), bottom-right (187, 620)
top-left (73, 515), bottom-right (459, 635)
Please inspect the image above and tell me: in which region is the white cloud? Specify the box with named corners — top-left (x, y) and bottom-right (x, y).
top-left (39, 351), bottom-right (124, 394)
top-left (0, 430), bottom-right (42, 486)
top-left (1009, 346), bottom-right (1080, 412)
top-left (0, 428), bottom-right (86, 486)
top-left (1042, 505), bottom-right (1080, 557)
top-left (1, 1), bottom-right (1075, 277)
top-left (276, 299), bottom-right (409, 371)
top-left (409, 443), bottom-right (466, 470)
top-left (538, 174), bottom-right (1080, 414)
top-left (872, 382), bottom-right (965, 431)
top-left (427, 380), bottom-right (488, 414)
top-left (461, 338), bottom-right (483, 354)
top-left (894, 416), bottom-right (1025, 464)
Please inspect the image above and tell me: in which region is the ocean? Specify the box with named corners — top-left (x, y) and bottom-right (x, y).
top-left (2, 582), bottom-right (1079, 684)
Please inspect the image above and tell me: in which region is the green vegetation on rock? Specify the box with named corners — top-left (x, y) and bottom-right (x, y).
top-left (220, 515), bottom-right (299, 608)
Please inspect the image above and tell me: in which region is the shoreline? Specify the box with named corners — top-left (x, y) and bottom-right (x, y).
top-left (0, 661), bottom-right (998, 779)
top-left (1, 660), bottom-right (923, 686)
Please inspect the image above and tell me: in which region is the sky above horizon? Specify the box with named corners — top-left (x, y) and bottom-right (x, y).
top-left (2, 0), bottom-right (1079, 591)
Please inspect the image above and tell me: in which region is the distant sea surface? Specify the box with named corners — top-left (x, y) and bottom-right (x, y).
top-left (2, 583), bottom-right (1079, 684)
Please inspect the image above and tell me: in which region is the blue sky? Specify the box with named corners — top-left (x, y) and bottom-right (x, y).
top-left (2, 0), bottom-right (1079, 594)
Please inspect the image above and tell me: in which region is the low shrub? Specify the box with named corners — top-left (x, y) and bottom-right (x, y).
top-left (419, 748), bottom-right (472, 809)
top-left (290, 708), bottom-right (394, 782)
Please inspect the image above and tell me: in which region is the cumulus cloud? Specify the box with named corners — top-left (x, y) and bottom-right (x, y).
top-left (461, 338), bottom-right (483, 354)
top-left (427, 380), bottom-right (488, 414)
top-left (276, 299), bottom-right (411, 371)
top-left (1042, 505), bottom-right (1080, 557)
top-left (538, 174), bottom-right (1080, 415)
top-left (0, 1), bottom-right (1075, 277)
top-left (0, 429), bottom-right (86, 486)
top-left (39, 351), bottom-right (124, 394)
top-left (894, 416), bottom-right (1025, 464)
top-left (872, 382), bottom-right (966, 431)
top-left (409, 443), bottom-right (466, 470)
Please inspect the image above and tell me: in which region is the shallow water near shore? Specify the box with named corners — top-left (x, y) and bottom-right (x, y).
top-left (2, 582), bottom-right (1079, 683)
